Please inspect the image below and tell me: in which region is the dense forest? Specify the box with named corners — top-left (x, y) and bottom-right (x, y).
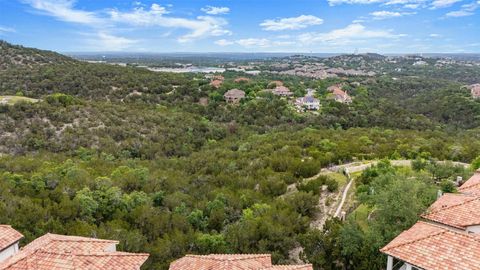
top-left (0, 41), bottom-right (479, 269)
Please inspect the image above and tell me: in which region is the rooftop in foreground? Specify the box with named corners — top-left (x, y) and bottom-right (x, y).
top-left (169, 254), bottom-right (313, 270)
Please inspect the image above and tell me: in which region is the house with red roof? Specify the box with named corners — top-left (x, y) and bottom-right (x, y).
top-left (169, 254), bottom-right (312, 270)
top-left (0, 226), bottom-right (23, 262)
top-left (0, 230), bottom-right (148, 270)
top-left (271, 86), bottom-right (293, 97)
top-left (327, 85), bottom-right (352, 104)
top-left (381, 170), bottom-right (480, 270)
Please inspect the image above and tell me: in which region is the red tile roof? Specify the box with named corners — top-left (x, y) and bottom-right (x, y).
top-left (169, 254), bottom-right (312, 270)
top-left (0, 226), bottom-right (23, 252)
top-left (381, 221), bottom-right (480, 270)
top-left (422, 193), bottom-right (480, 229)
top-left (0, 233), bottom-right (148, 270)
top-left (459, 171), bottom-right (480, 195)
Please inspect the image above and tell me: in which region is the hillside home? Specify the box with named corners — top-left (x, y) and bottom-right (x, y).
top-left (169, 254), bottom-right (313, 270)
top-left (296, 96), bottom-right (320, 111)
top-left (468, 84), bottom-right (480, 99)
top-left (271, 86), bottom-right (293, 97)
top-left (381, 170), bottom-right (480, 270)
top-left (224, 89), bottom-right (246, 103)
top-left (210, 75), bottom-right (225, 88)
top-left (0, 226), bottom-right (23, 262)
top-left (328, 85), bottom-right (352, 104)
top-left (0, 229), bottom-right (149, 270)
top-left (234, 77), bottom-right (251, 83)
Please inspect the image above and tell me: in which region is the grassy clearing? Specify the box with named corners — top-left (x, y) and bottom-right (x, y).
top-left (351, 204), bottom-right (372, 232)
top-left (320, 171), bottom-right (348, 186)
top-left (0, 96), bottom-right (40, 105)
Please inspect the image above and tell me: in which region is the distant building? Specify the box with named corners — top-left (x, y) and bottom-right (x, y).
top-left (328, 85), bottom-right (352, 104)
top-left (296, 95), bottom-right (320, 111)
top-left (169, 254), bottom-right (312, 270)
top-left (234, 77), bottom-right (251, 83)
top-left (271, 86), bottom-right (293, 97)
top-left (381, 170), bottom-right (480, 270)
top-left (467, 84), bottom-right (480, 98)
top-left (210, 80), bottom-right (223, 88)
top-left (224, 89), bottom-right (246, 103)
top-left (0, 228), bottom-right (148, 269)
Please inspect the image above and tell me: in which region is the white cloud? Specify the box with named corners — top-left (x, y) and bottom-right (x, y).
top-left (236, 38), bottom-right (271, 47)
top-left (0, 26), bottom-right (15, 34)
top-left (23, 1), bottom-right (232, 44)
top-left (445, 1), bottom-right (479, 16)
top-left (298, 23), bottom-right (405, 45)
top-left (85, 32), bottom-right (138, 51)
top-left (445, 9), bottom-right (474, 15)
top-left (108, 5), bottom-right (231, 42)
top-left (260, 15), bottom-right (323, 31)
top-left (328, 0), bottom-right (383, 5)
top-left (201, 6), bottom-right (230, 15)
top-left (431, 0), bottom-right (463, 8)
top-left (22, 0), bottom-right (103, 24)
top-left (370, 10), bottom-right (415, 19)
top-left (429, 33), bottom-right (442, 37)
top-left (215, 39), bottom-right (234, 46)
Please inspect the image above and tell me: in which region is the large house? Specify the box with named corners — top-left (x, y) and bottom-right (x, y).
top-left (468, 84), bottom-right (480, 98)
top-left (169, 254), bottom-right (312, 270)
top-left (381, 170), bottom-right (480, 270)
top-left (328, 85), bottom-right (352, 104)
top-left (210, 75), bottom-right (225, 88)
top-left (0, 228), bottom-right (148, 269)
top-left (224, 89), bottom-right (246, 103)
top-left (295, 89), bottom-right (320, 111)
top-left (271, 86), bottom-right (293, 97)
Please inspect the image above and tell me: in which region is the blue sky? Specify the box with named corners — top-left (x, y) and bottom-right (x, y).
top-left (0, 0), bottom-right (479, 53)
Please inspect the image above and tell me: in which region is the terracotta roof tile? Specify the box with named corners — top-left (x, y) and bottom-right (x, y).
top-left (169, 254), bottom-right (312, 270)
top-left (0, 226), bottom-right (23, 252)
top-left (459, 171), bottom-right (480, 195)
top-left (421, 193), bottom-right (480, 229)
top-left (381, 221), bottom-right (480, 270)
top-left (0, 233), bottom-right (148, 270)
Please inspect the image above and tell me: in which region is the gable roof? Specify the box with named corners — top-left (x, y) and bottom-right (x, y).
top-left (0, 226), bottom-right (23, 252)
top-left (459, 171), bottom-right (480, 195)
top-left (224, 89), bottom-right (246, 98)
top-left (0, 233), bottom-right (148, 270)
top-left (421, 193), bottom-right (480, 229)
top-left (169, 254), bottom-right (312, 270)
top-left (381, 221), bottom-right (480, 270)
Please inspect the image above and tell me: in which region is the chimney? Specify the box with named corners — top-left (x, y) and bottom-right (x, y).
top-left (437, 190), bottom-right (443, 199)
top-left (456, 176), bottom-right (463, 186)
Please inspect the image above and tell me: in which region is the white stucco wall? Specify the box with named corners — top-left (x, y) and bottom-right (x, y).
top-left (467, 225), bottom-right (480, 234)
top-left (0, 243), bottom-right (19, 262)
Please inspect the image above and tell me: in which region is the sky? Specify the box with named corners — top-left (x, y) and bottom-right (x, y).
top-left (0, 0), bottom-right (479, 53)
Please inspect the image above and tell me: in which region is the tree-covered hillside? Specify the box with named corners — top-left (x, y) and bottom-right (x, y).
top-left (0, 41), bottom-right (480, 270)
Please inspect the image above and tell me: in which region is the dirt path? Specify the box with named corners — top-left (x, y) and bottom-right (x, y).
top-left (288, 159), bottom-right (469, 262)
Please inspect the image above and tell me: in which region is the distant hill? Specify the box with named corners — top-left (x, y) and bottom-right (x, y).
top-left (0, 40), bottom-right (74, 69)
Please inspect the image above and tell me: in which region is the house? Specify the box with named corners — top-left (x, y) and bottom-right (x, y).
top-left (271, 86), bottom-right (293, 97)
top-left (210, 75), bottom-right (225, 88)
top-left (468, 84), bottom-right (480, 99)
top-left (0, 229), bottom-right (149, 270)
top-left (296, 96), bottom-right (320, 111)
top-left (210, 80), bottom-right (223, 88)
top-left (169, 254), bottom-right (313, 270)
top-left (234, 77), bottom-right (251, 83)
top-left (328, 85), bottom-right (352, 104)
top-left (224, 89), bottom-right (246, 103)
top-left (0, 226), bottom-right (23, 262)
top-left (381, 170), bottom-right (480, 270)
